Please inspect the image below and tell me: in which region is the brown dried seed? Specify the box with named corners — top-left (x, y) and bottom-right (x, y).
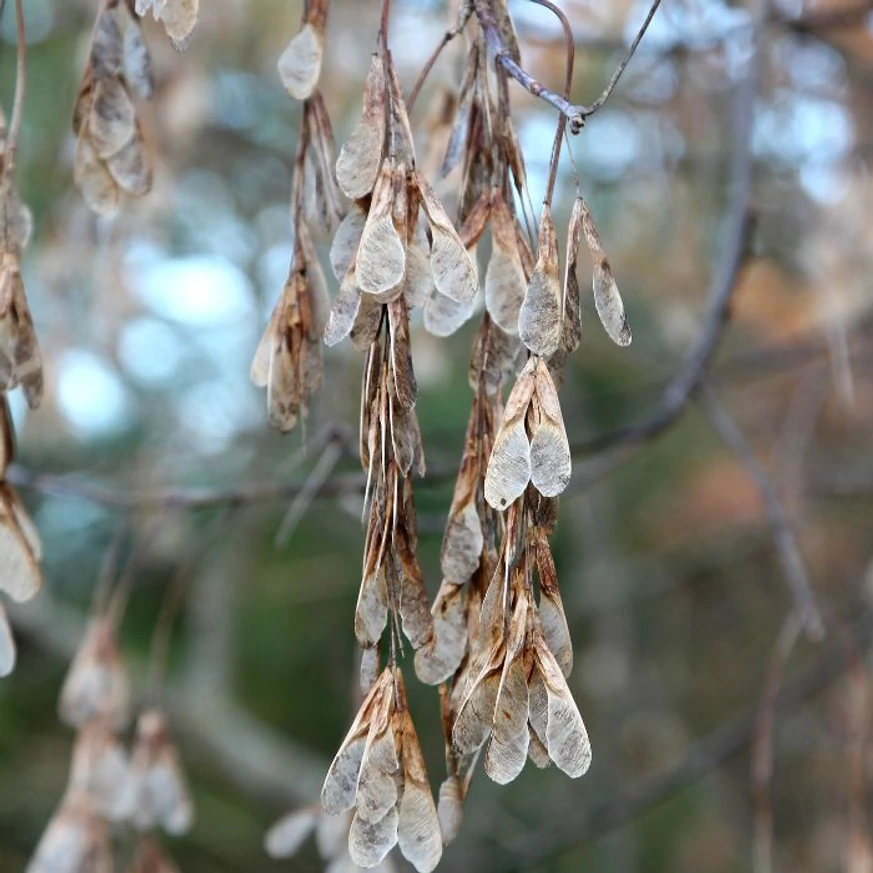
top-left (436, 776), bottom-right (463, 845)
top-left (324, 270), bottom-right (362, 347)
top-left (123, 17), bottom-right (154, 99)
top-left (59, 617), bottom-right (130, 730)
top-left (278, 22), bottom-right (324, 100)
top-left (356, 721), bottom-right (400, 823)
top-left (423, 287), bottom-right (476, 337)
top-left (387, 298), bottom-right (416, 410)
top-left (529, 360), bottom-right (571, 498)
top-left (74, 136), bottom-right (121, 216)
top-left (527, 727), bottom-right (551, 769)
top-left (355, 560), bottom-right (388, 648)
top-left (106, 129), bottom-right (151, 195)
top-left (127, 709), bottom-right (195, 835)
top-left (415, 172), bottom-right (478, 303)
top-left (413, 581), bottom-right (467, 685)
top-left (397, 710), bottom-right (443, 872)
top-left (323, 731), bottom-right (368, 815)
top-left (485, 192), bottom-right (527, 334)
top-left (453, 652), bottom-right (502, 755)
top-left (330, 205), bottom-right (367, 281)
top-left (580, 200), bottom-right (631, 346)
top-left (90, 77), bottom-right (136, 159)
top-left (518, 205), bottom-right (562, 357)
top-left (357, 164), bottom-right (406, 296)
top-left (350, 291), bottom-right (384, 351)
top-left (265, 807), bottom-right (319, 859)
top-left (68, 721), bottom-right (132, 821)
top-left (349, 806), bottom-right (399, 868)
top-left (336, 53), bottom-right (386, 200)
top-left (562, 197), bottom-right (584, 353)
top-left (403, 243), bottom-right (434, 310)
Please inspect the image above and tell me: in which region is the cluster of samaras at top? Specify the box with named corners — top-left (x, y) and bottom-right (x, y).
top-left (258, 1), bottom-right (634, 871)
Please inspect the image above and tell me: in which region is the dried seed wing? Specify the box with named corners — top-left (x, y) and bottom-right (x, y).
top-left (437, 776), bottom-right (463, 845)
top-left (350, 290), bottom-right (384, 351)
top-left (413, 581), bottom-right (467, 685)
top-left (324, 270), bottom-right (362, 347)
top-left (387, 299), bottom-right (416, 410)
top-left (416, 182), bottom-right (478, 303)
top-left (483, 365), bottom-right (536, 510)
top-left (562, 197), bottom-right (583, 353)
top-left (90, 77), bottom-right (136, 159)
top-left (322, 731), bottom-right (368, 815)
top-left (397, 711), bottom-right (442, 872)
top-left (440, 499), bottom-right (483, 585)
top-left (0, 602), bottom-right (15, 677)
top-left (106, 130), bottom-right (152, 195)
top-left (360, 644), bottom-right (381, 694)
top-left (90, 9), bottom-right (124, 80)
top-left (535, 640), bottom-right (591, 777)
top-left (158, 0), bottom-right (199, 50)
top-left (27, 801), bottom-right (93, 873)
top-left (336, 54), bottom-right (386, 200)
top-left (527, 665), bottom-right (548, 746)
top-left (580, 200), bottom-right (631, 346)
top-left (250, 306), bottom-right (279, 387)
top-left (348, 806), bottom-right (399, 868)
top-left (69, 722), bottom-right (132, 820)
top-left (458, 192), bottom-right (491, 250)
top-left (265, 807), bottom-right (319, 859)
top-left (518, 206), bottom-right (562, 357)
top-left (529, 362), bottom-right (571, 498)
top-left (355, 562), bottom-right (388, 648)
top-left (386, 58), bottom-right (416, 166)
top-left (330, 205), bottom-right (367, 281)
top-left (0, 500), bottom-right (40, 602)
top-left (266, 330), bottom-right (301, 432)
top-left (485, 597), bottom-right (530, 784)
top-left (357, 722), bottom-right (400, 823)
top-left (535, 532), bottom-right (572, 676)
top-left (123, 17), bottom-right (154, 99)
top-left (395, 534), bottom-right (434, 651)
top-left (452, 658), bottom-right (502, 755)
top-left (485, 192), bottom-right (527, 334)
top-left (403, 243), bottom-right (434, 310)
top-left (75, 136), bottom-right (121, 217)
top-left (527, 728), bottom-right (551, 769)
top-left (278, 22), bottom-right (324, 100)
top-left (440, 53), bottom-right (476, 177)
top-left (356, 165), bottom-right (406, 296)
top-left (423, 288), bottom-right (475, 337)
top-left (58, 618), bottom-right (130, 729)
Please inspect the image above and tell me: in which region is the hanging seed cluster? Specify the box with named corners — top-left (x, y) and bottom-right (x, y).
top-left (73, 1), bottom-right (155, 217)
top-left (258, 0), bottom-right (635, 869)
top-left (29, 615), bottom-right (193, 872)
top-left (0, 107), bottom-right (43, 678)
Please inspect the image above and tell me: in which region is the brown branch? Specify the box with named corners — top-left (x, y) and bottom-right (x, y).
top-left (2, 0), bottom-right (26, 182)
top-left (467, 605), bottom-right (873, 873)
top-left (698, 383), bottom-right (824, 639)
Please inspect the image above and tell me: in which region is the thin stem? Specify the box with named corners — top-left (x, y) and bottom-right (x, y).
top-left (3, 0), bottom-right (26, 183)
top-left (407, 31), bottom-right (454, 113)
top-left (379, 0), bottom-right (391, 49)
top-left (532, 0), bottom-right (575, 205)
top-left (583, 0), bottom-right (663, 116)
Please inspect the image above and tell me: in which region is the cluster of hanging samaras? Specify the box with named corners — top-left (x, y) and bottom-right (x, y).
top-left (0, 110), bottom-right (45, 679)
top-left (28, 616), bottom-right (192, 873)
top-left (72, 0), bottom-right (200, 217)
top-left (258, 2), bottom-right (633, 870)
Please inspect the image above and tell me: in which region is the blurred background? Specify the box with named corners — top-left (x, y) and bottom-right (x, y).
top-left (2, 0), bottom-right (873, 870)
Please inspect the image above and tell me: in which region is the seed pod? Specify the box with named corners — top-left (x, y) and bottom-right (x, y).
top-left (324, 270), bottom-right (362, 347)
top-left (0, 256), bottom-right (44, 408)
top-left (278, 23), bottom-right (324, 101)
top-left (416, 172), bottom-right (479, 304)
top-left (330, 205), bottom-right (367, 281)
top-left (562, 197), bottom-right (584, 353)
top-left (423, 287), bottom-right (476, 337)
top-left (27, 797), bottom-right (112, 873)
top-left (580, 199), bottom-right (631, 346)
top-left (68, 721), bottom-right (132, 821)
top-left (336, 53), bottom-right (386, 200)
top-left (0, 486), bottom-right (40, 602)
top-left (436, 776), bottom-right (464, 845)
top-left (529, 360), bottom-right (571, 498)
top-left (127, 709), bottom-right (194, 835)
top-left (155, 0), bottom-right (200, 50)
top-left (534, 527), bottom-right (572, 676)
top-left (357, 163), bottom-right (406, 296)
top-left (106, 130), bottom-right (151, 195)
top-left (483, 358), bottom-right (536, 510)
top-left (485, 191), bottom-right (527, 334)
top-left (59, 618), bottom-right (130, 730)
top-left (518, 205), bottom-right (562, 357)
top-left (89, 77), bottom-right (136, 159)
top-left (74, 136), bottom-right (121, 217)
top-left (414, 581), bottom-right (467, 685)
top-left (123, 17), bottom-right (154, 99)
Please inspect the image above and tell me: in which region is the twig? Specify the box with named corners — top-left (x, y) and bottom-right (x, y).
top-left (475, 0), bottom-right (661, 133)
top-left (469, 605), bottom-right (873, 873)
top-left (752, 612), bottom-right (803, 873)
top-left (698, 383), bottom-right (824, 639)
top-left (2, 0), bottom-right (26, 183)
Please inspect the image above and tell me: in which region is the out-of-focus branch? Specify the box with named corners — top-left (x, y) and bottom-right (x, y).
top-left (698, 383), bottom-right (824, 639)
top-left (7, 595), bottom-right (328, 808)
top-left (469, 605), bottom-right (873, 873)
